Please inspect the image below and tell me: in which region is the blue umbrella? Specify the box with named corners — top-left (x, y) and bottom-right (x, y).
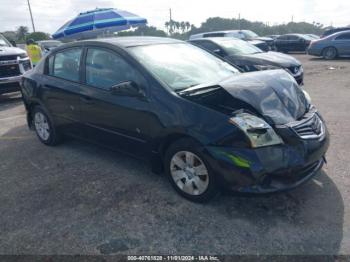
top-left (52, 8), bottom-right (147, 40)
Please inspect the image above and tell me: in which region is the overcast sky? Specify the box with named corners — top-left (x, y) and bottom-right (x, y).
top-left (0, 0), bottom-right (349, 34)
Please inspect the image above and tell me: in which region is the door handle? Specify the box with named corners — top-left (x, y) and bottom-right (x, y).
top-left (80, 96), bottom-right (93, 104)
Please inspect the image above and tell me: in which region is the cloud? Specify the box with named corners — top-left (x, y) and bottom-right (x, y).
top-left (0, 0), bottom-right (348, 34)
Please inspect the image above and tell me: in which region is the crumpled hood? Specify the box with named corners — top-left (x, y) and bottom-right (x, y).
top-left (0, 46), bottom-right (27, 56)
top-left (219, 70), bottom-right (308, 125)
top-left (228, 51), bottom-right (301, 68)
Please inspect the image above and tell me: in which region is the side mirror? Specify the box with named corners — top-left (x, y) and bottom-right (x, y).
top-left (9, 40), bottom-right (17, 47)
top-left (110, 81), bottom-right (145, 98)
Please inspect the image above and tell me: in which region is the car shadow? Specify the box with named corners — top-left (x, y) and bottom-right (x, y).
top-left (309, 57), bottom-right (350, 62)
top-left (0, 125), bottom-right (344, 255)
top-left (0, 92), bottom-right (23, 111)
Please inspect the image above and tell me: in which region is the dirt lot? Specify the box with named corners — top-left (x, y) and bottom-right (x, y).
top-left (0, 54), bottom-right (349, 255)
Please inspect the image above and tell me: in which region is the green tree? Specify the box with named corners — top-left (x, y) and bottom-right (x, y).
top-left (26, 32), bottom-right (50, 41)
top-left (117, 26), bottom-right (167, 37)
top-left (16, 26), bottom-right (29, 41)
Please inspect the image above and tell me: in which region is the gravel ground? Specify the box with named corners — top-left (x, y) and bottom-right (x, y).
top-left (0, 54), bottom-right (349, 256)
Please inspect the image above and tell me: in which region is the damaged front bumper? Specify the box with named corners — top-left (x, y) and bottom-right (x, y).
top-left (205, 119), bottom-right (330, 193)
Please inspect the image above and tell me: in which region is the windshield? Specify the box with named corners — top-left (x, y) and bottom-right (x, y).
top-left (0, 34), bottom-right (11, 47)
top-left (242, 30), bottom-right (259, 39)
top-left (215, 39), bottom-right (262, 55)
top-left (129, 43), bottom-right (239, 91)
top-left (302, 35), bottom-right (314, 40)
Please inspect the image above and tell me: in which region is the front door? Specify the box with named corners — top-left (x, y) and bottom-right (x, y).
top-left (78, 47), bottom-right (152, 158)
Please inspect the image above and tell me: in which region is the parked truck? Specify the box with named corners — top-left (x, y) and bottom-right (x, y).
top-left (0, 34), bottom-right (32, 95)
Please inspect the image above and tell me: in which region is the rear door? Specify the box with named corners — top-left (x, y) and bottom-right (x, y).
top-left (334, 33), bottom-right (350, 55)
top-left (287, 35), bottom-right (300, 51)
top-left (276, 35), bottom-right (288, 50)
top-left (42, 47), bottom-right (84, 135)
top-left (78, 46), bottom-right (152, 157)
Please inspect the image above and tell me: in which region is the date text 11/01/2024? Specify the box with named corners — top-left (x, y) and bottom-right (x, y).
top-left (127, 255), bottom-right (220, 261)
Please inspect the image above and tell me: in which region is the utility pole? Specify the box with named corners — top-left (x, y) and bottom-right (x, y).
top-left (238, 13), bottom-right (241, 30)
top-left (27, 0), bottom-right (36, 32)
top-left (169, 8), bottom-right (173, 35)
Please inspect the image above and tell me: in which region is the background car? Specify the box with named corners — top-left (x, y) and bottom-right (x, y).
top-left (321, 27), bottom-right (350, 38)
top-left (308, 30), bottom-right (350, 59)
top-left (275, 34), bottom-right (313, 53)
top-left (265, 35), bottom-right (280, 40)
top-left (189, 30), bottom-right (274, 51)
top-left (37, 40), bottom-right (62, 55)
top-left (21, 37), bottom-right (328, 202)
top-left (306, 34), bottom-right (320, 40)
top-left (189, 37), bottom-right (304, 85)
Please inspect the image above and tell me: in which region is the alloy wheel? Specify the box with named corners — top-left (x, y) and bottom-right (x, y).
top-left (170, 151), bottom-right (209, 196)
top-left (324, 47), bottom-right (336, 59)
top-left (34, 112), bottom-right (50, 141)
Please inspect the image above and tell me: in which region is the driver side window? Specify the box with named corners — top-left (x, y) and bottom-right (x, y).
top-left (85, 48), bottom-right (145, 90)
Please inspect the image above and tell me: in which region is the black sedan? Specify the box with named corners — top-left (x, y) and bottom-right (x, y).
top-left (21, 37), bottom-right (329, 202)
top-left (275, 34), bottom-right (313, 53)
top-left (189, 37), bottom-right (304, 85)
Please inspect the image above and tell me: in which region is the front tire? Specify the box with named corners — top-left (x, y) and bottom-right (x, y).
top-left (32, 106), bottom-right (62, 146)
top-left (323, 47), bottom-right (337, 60)
top-left (164, 138), bottom-right (219, 202)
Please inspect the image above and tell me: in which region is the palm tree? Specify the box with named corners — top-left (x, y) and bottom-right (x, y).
top-left (16, 26), bottom-right (29, 41)
top-left (165, 21), bottom-right (170, 34)
top-left (180, 21), bottom-right (186, 33)
top-left (174, 21), bottom-right (180, 33)
top-left (185, 22), bottom-right (191, 32)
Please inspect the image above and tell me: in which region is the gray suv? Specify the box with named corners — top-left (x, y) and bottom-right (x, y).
top-left (308, 30), bottom-right (350, 59)
top-left (0, 34), bottom-right (32, 94)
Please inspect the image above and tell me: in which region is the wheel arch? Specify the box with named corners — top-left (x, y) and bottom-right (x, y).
top-left (150, 132), bottom-right (202, 174)
top-left (25, 100), bottom-right (50, 129)
top-left (322, 46), bottom-right (338, 57)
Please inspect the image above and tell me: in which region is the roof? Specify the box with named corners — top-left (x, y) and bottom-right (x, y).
top-left (189, 37), bottom-right (243, 43)
top-left (331, 30), bottom-right (350, 36)
top-left (87, 36), bottom-right (183, 48)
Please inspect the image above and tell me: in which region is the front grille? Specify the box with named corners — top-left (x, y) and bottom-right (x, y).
top-left (0, 55), bottom-right (18, 61)
top-left (292, 113), bottom-right (324, 139)
top-left (0, 64), bottom-right (20, 78)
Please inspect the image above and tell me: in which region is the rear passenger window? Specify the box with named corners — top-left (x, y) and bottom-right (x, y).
top-left (336, 33), bottom-right (350, 40)
top-left (203, 33), bottom-right (225, 38)
top-left (85, 48), bottom-right (144, 90)
top-left (289, 36), bottom-right (298, 40)
top-left (195, 41), bottom-right (220, 52)
top-left (48, 48), bottom-right (82, 82)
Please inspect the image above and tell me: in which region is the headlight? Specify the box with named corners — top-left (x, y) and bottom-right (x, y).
top-left (287, 66), bottom-right (303, 76)
top-left (19, 53), bottom-right (28, 59)
top-left (253, 64), bottom-right (280, 71)
top-left (303, 90), bottom-right (312, 104)
top-left (229, 113), bottom-right (283, 148)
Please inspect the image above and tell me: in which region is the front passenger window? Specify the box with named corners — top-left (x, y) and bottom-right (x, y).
top-left (85, 48), bottom-right (144, 90)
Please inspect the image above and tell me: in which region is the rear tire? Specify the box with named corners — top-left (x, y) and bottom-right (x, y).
top-left (32, 106), bottom-right (62, 146)
top-left (164, 138), bottom-right (219, 202)
top-left (322, 47), bottom-right (337, 60)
